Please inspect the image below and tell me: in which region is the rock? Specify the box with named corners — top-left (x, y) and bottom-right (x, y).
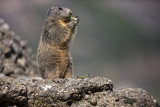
top-left (0, 74), bottom-right (113, 106)
top-left (89, 98), bottom-right (97, 106)
top-left (0, 18), bottom-right (39, 78)
top-left (0, 74), bottom-right (27, 106)
top-left (0, 74), bottom-right (158, 107)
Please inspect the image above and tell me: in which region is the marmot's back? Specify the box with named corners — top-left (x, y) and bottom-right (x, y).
top-left (37, 6), bottom-right (79, 80)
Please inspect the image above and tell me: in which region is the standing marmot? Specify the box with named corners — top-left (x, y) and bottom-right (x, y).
top-left (37, 6), bottom-right (79, 80)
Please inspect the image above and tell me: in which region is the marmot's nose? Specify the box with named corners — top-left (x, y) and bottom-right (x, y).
top-left (69, 10), bottom-right (72, 16)
top-left (69, 12), bottom-right (72, 16)
top-left (66, 8), bottom-right (72, 16)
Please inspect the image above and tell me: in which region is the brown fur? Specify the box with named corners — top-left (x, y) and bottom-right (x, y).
top-left (37, 6), bottom-right (79, 79)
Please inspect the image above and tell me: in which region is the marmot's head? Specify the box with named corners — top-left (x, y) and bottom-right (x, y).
top-left (42, 6), bottom-right (79, 45)
top-left (46, 6), bottom-right (79, 25)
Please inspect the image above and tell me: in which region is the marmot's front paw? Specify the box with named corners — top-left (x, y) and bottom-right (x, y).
top-left (76, 16), bottom-right (80, 21)
top-left (67, 16), bottom-right (79, 29)
top-left (75, 16), bottom-right (80, 24)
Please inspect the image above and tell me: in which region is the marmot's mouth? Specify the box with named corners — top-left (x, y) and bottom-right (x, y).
top-left (63, 16), bottom-right (78, 23)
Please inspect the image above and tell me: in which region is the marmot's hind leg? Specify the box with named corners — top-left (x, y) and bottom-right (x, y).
top-left (64, 62), bottom-right (72, 78)
top-left (39, 67), bottom-right (47, 79)
top-left (43, 64), bottom-right (60, 80)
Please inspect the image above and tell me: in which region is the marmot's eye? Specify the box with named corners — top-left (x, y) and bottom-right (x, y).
top-left (58, 7), bottom-right (63, 10)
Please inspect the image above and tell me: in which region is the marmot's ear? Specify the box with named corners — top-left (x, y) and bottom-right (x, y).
top-left (47, 7), bottom-right (53, 18)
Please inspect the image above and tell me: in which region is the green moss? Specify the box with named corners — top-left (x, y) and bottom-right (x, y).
top-left (122, 96), bottom-right (137, 106)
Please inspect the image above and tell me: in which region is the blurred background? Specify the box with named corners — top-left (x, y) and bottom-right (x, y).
top-left (0, 0), bottom-right (160, 103)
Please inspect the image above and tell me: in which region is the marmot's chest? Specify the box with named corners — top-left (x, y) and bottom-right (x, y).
top-left (56, 49), bottom-right (70, 71)
top-left (57, 48), bottom-right (70, 64)
top-left (59, 49), bottom-right (69, 60)
top-left (42, 42), bottom-right (70, 65)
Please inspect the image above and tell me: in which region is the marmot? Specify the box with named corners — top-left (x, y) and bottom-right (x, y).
top-left (37, 6), bottom-right (79, 80)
